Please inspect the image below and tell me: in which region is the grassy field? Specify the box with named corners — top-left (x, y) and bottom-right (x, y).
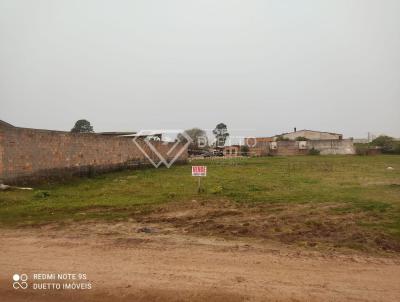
top-left (1, 155), bottom-right (400, 251)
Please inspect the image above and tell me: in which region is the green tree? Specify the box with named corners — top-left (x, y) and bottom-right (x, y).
top-left (371, 135), bottom-right (394, 148)
top-left (71, 119), bottom-right (94, 133)
top-left (177, 128), bottom-right (208, 151)
top-left (212, 123), bottom-right (229, 147)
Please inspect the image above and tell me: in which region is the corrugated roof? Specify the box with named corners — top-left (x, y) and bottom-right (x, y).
top-left (278, 129), bottom-right (342, 136)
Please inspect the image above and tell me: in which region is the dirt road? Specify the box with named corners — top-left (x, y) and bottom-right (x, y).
top-left (1, 220), bottom-right (400, 302)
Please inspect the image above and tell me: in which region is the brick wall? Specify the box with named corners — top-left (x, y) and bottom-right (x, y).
top-left (0, 125), bottom-right (188, 184)
top-left (248, 139), bottom-right (355, 156)
top-left (0, 129), bottom-right (3, 179)
top-left (270, 141), bottom-right (309, 156)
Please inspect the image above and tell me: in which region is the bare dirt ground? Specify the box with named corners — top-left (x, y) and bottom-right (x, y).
top-left (1, 200), bottom-right (400, 302)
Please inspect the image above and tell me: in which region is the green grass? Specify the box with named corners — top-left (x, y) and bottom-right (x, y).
top-left (1, 155), bottom-right (400, 240)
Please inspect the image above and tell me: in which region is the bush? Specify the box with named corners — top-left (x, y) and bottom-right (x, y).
top-left (295, 136), bottom-right (309, 141)
top-left (308, 148), bottom-right (320, 155)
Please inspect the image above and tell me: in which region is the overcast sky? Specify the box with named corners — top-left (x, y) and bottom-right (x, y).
top-left (0, 0), bottom-right (399, 139)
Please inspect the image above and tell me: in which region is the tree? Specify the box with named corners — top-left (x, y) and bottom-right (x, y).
top-left (177, 128), bottom-right (208, 151)
top-left (371, 135), bottom-right (399, 154)
top-left (371, 135), bottom-right (394, 147)
top-left (71, 119), bottom-right (94, 133)
top-left (212, 123), bottom-right (229, 147)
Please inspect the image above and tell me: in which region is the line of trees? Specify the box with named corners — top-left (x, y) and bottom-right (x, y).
top-left (69, 120), bottom-right (231, 151)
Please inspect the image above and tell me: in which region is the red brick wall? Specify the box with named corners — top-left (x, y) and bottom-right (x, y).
top-left (0, 129), bottom-right (3, 179)
top-left (0, 126), bottom-right (188, 184)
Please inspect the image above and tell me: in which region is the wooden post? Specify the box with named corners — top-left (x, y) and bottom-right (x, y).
top-left (197, 177), bottom-right (201, 193)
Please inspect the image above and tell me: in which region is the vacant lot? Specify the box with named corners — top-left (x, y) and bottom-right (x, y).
top-left (1, 155), bottom-right (400, 301)
top-left (1, 155), bottom-right (400, 252)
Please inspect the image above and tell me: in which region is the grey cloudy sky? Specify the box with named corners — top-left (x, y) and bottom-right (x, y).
top-left (0, 0), bottom-right (399, 139)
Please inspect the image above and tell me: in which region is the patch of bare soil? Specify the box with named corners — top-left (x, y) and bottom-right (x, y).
top-left (1, 200), bottom-right (400, 301)
top-left (136, 199), bottom-right (400, 253)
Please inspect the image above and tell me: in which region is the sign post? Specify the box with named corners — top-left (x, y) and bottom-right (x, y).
top-left (192, 166), bottom-right (207, 193)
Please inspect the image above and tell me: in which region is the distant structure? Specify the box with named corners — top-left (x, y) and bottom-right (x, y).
top-left (245, 137), bottom-right (274, 145)
top-left (275, 128), bottom-right (343, 141)
top-left (244, 128), bottom-right (354, 156)
top-left (0, 120), bottom-right (14, 128)
top-left (223, 145), bottom-right (241, 157)
top-left (244, 137), bottom-right (274, 157)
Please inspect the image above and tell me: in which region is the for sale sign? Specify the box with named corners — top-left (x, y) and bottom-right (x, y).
top-left (192, 166), bottom-right (207, 177)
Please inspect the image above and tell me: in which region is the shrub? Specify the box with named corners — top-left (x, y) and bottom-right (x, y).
top-left (308, 148), bottom-right (320, 155)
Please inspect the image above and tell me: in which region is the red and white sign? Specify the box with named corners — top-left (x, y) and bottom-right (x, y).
top-left (192, 166), bottom-right (207, 177)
